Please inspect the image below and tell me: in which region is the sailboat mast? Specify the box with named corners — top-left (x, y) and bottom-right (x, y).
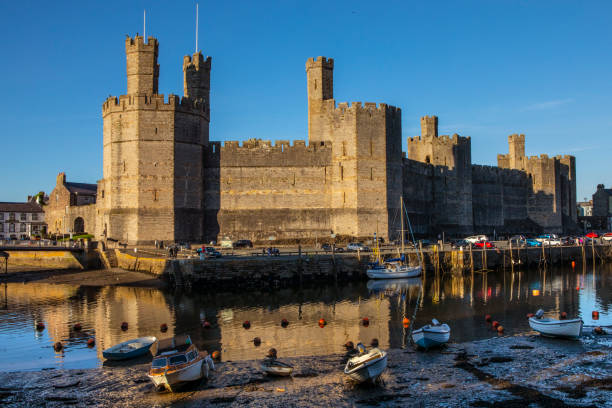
top-left (400, 196), bottom-right (405, 255)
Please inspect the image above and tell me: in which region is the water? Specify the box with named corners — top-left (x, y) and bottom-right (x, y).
top-left (0, 264), bottom-right (610, 371)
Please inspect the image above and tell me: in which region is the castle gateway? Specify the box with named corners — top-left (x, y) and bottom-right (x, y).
top-left (45, 35), bottom-right (577, 245)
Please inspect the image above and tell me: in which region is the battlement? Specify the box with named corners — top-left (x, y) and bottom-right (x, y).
top-left (306, 56), bottom-right (334, 70)
top-left (508, 133), bottom-right (525, 142)
top-left (332, 101), bottom-right (400, 116)
top-left (472, 164), bottom-right (529, 185)
top-left (407, 133), bottom-right (470, 145)
top-left (216, 139), bottom-right (331, 151)
top-left (125, 35), bottom-right (158, 50)
top-left (102, 93), bottom-right (207, 115)
top-left (183, 52), bottom-right (212, 71)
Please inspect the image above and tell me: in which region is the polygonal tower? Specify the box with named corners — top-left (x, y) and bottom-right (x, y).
top-left (98, 36), bottom-right (210, 245)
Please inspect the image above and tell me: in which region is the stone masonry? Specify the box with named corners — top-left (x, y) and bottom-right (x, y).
top-left (46, 35), bottom-right (578, 245)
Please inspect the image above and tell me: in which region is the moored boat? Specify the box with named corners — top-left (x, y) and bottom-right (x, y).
top-left (102, 336), bottom-right (157, 361)
top-left (147, 335), bottom-right (214, 392)
top-left (528, 310), bottom-right (583, 338)
top-left (412, 319), bottom-right (450, 349)
top-left (343, 344), bottom-right (387, 383)
top-left (261, 359), bottom-right (294, 376)
top-left (367, 263), bottom-right (422, 279)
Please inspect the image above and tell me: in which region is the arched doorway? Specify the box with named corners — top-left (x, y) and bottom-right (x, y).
top-left (74, 217), bottom-right (85, 234)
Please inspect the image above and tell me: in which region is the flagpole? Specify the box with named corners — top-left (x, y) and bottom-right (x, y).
top-left (195, 3), bottom-right (199, 53)
top-left (144, 10), bottom-right (146, 41)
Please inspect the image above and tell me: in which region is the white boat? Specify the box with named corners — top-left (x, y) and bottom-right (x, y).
top-left (147, 335), bottom-right (214, 392)
top-left (367, 263), bottom-right (422, 279)
top-left (528, 310), bottom-right (583, 338)
top-left (412, 319), bottom-right (450, 349)
top-left (102, 336), bottom-right (157, 360)
top-left (261, 359), bottom-right (294, 376)
top-left (344, 345), bottom-right (387, 383)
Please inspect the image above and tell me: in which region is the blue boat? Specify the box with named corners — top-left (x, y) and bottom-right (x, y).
top-left (411, 319), bottom-right (450, 349)
top-left (102, 336), bottom-right (158, 361)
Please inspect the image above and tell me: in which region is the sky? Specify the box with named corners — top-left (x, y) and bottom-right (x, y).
top-left (1, 0), bottom-right (611, 202)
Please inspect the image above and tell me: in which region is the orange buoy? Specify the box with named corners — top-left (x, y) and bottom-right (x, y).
top-left (560, 312), bottom-right (567, 319)
top-left (526, 313), bottom-right (535, 319)
top-left (87, 338), bottom-right (95, 347)
top-left (35, 322), bottom-right (45, 331)
top-left (362, 317), bottom-right (370, 327)
top-left (344, 341), bottom-right (354, 350)
top-left (203, 321), bottom-right (212, 329)
top-left (243, 321), bottom-right (251, 329)
top-left (571, 261), bottom-right (576, 268)
top-left (160, 323), bottom-right (168, 332)
top-left (403, 323), bottom-right (410, 329)
top-left (121, 322), bottom-right (128, 331)
top-left (73, 323), bottom-right (82, 331)
top-left (592, 311), bottom-right (599, 320)
top-left (593, 326), bottom-right (605, 335)
top-left (281, 319), bottom-right (289, 328)
top-left (318, 318), bottom-right (326, 326)
top-left (497, 325), bottom-right (504, 333)
top-left (402, 317), bottom-right (410, 325)
top-left (485, 314), bottom-right (492, 323)
top-left (492, 321), bottom-right (499, 329)
top-left (253, 337), bottom-right (261, 346)
top-left (371, 338), bottom-right (379, 347)
top-left (212, 350), bottom-right (221, 360)
top-left (53, 342), bottom-right (63, 352)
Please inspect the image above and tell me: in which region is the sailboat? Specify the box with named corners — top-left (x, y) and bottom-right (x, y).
top-left (366, 197), bottom-right (422, 279)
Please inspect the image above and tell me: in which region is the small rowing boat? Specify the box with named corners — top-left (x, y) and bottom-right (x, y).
top-left (343, 343), bottom-right (387, 383)
top-left (261, 359), bottom-right (294, 376)
top-left (412, 319), bottom-right (450, 349)
top-left (102, 336), bottom-right (157, 361)
top-left (528, 309), bottom-right (583, 338)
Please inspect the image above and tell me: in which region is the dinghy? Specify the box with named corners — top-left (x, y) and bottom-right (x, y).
top-left (528, 309), bottom-right (583, 338)
top-left (412, 319), bottom-right (450, 349)
top-left (102, 336), bottom-right (157, 360)
top-left (344, 343), bottom-right (387, 383)
top-left (147, 335), bottom-right (214, 392)
top-left (261, 359), bottom-right (294, 376)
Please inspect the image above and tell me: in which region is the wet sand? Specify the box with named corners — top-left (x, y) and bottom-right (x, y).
top-left (1, 334), bottom-right (610, 407)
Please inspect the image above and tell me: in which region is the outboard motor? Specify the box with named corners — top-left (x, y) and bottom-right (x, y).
top-left (535, 309), bottom-right (544, 319)
top-left (431, 318), bottom-right (440, 326)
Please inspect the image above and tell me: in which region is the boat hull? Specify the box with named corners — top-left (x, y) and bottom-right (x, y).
top-left (367, 265), bottom-right (422, 279)
top-left (261, 363), bottom-right (293, 377)
top-left (412, 328), bottom-right (450, 349)
top-left (148, 359), bottom-right (206, 392)
top-left (528, 317), bottom-right (583, 338)
top-left (102, 336), bottom-right (157, 361)
top-left (344, 350), bottom-right (387, 383)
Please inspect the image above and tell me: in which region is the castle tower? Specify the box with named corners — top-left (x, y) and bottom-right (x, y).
top-left (508, 134), bottom-right (526, 170)
top-left (99, 35), bottom-right (209, 245)
top-left (126, 36), bottom-right (159, 95)
top-left (420, 115), bottom-right (438, 138)
top-left (306, 57), bottom-right (334, 143)
top-left (183, 52), bottom-right (211, 108)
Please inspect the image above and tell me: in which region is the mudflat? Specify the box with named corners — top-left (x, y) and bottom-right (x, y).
top-left (0, 334), bottom-right (610, 407)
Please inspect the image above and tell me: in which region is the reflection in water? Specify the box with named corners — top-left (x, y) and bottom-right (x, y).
top-left (0, 264), bottom-right (610, 371)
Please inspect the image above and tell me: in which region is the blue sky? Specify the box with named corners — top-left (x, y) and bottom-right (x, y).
top-left (1, 0), bottom-right (610, 202)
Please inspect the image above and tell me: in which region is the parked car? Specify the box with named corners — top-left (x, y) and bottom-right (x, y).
top-left (233, 239), bottom-right (253, 248)
top-left (450, 239), bottom-right (470, 248)
top-left (535, 234), bottom-right (559, 243)
top-left (525, 238), bottom-right (542, 247)
top-left (465, 235), bottom-right (488, 244)
top-left (220, 237), bottom-right (233, 248)
top-left (198, 246), bottom-right (221, 258)
top-left (541, 237), bottom-right (562, 246)
top-left (603, 233), bottom-right (612, 242)
top-left (473, 241), bottom-right (495, 249)
top-left (347, 242), bottom-right (366, 251)
top-left (321, 243), bottom-right (332, 251)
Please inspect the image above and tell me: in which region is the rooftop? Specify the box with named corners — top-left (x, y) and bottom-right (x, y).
top-left (0, 202), bottom-right (44, 213)
top-left (65, 182), bottom-right (97, 195)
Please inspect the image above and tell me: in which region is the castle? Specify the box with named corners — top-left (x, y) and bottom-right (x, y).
top-left (44, 35), bottom-right (577, 245)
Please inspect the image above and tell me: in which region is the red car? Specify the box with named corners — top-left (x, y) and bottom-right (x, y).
top-left (585, 232), bottom-right (598, 238)
top-left (473, 241), bottom-right (494, 249)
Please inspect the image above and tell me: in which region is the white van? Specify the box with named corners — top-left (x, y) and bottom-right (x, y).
top-left (465, 235), bottom-right (488, 244)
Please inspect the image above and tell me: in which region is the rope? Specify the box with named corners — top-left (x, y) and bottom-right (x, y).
top-left (404, 279), bottom-right (424, 347)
